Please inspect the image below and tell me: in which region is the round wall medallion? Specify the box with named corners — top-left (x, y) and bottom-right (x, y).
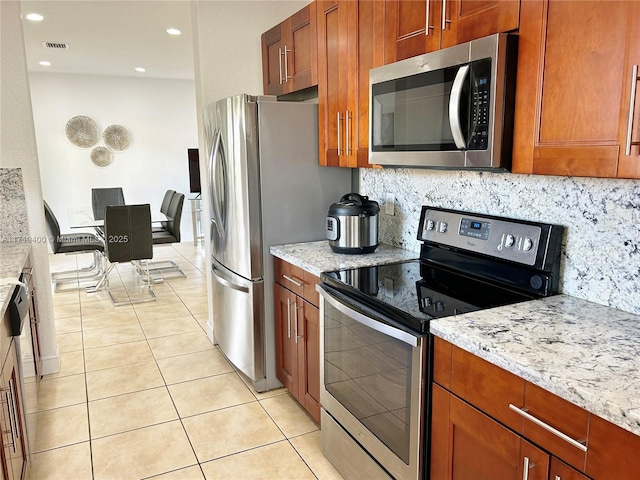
top-left (90, 146), bottom-right (113, 167)
top-left (65, 116), bottom-right (100, 148)
top-left (103, 124), bottom-right (131, 151)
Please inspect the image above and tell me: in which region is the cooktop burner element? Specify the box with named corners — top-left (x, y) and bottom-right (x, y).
top-left (320, 206), bottom-right (564, 334)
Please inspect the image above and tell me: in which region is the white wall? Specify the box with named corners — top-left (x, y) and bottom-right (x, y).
top-left (190, 0), bottom-right (308, 341)
top-left (29, 73), bottom-right (198, 241)
top-left (1, 1), bottom-right (59, 374)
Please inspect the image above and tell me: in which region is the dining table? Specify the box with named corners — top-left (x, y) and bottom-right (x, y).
top-left (67, 206), bottom-right (169, 230)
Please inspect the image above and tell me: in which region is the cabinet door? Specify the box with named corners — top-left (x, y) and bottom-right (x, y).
top-left (550, 457), bottom-right (590, 480)
top-left (433, 386), bottom-right (549, 479)
top-left (441, 0), bottom-right (519, 49)
top-left (512, 0), bottom-right (640, 178)
top-left (274, 284), bottom-right (297, 394)
top-left (261, 22), bottom-right (285, 96)
top-left (296, 300), bottom-right (320, 423)
top-left (586, 414), bottom-right (640, 479)
top-left (284, 3), bottom-right (318, 94)
top-left (383, 0), bottom-right (442, 62)
top-left (318, 0), bottom-right (349, 166)
top-left (1, 343), bottom-right (27, 480)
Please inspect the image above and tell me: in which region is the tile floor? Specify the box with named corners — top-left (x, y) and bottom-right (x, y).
top-left (31, 243), bottom-right (343, 480)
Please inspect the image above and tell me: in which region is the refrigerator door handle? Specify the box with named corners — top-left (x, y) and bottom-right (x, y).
top-left (209, 128), bottom-right (225, 239)
top-left (211, 263), bottom-right (250, 293)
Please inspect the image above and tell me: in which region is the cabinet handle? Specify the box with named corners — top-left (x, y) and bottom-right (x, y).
top-left (2, 388), bottom-right (16, 453)
top-left (625, 64), bottom-right (639, 156)
top-left (346, 111), bottom-right (352, 155)
top-left (283, 45), bottom-right (291, 82)
top-left (282, 274), bottom-right (304, 287)
top-left (278, 47), bottom-right (284, 85)
top-left (509, 404), bottom-right (587, 452)
top-left (441, 0), bottom-right (451, 30)
top-left (286, 298), bottom-right (292, 338)
top-left (337, 112), bottom-right (343, 156)
top-left (555, 476), bottom-right (561, 480)
top-left (522, 456), bottom-right (531, 480)
top-left (294, 301), bottom-right (299, 344)
top-left (425, 0), bottom-right (434, 35)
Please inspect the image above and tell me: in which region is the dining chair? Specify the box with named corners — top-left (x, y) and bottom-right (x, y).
top-left (43, 200), bottom-right (105, 290)
top-left (91, 187), bottom-right (125, 221)
top-left (148, 192), bottom-right (186, 277)
top-left (153, 189), bottom-right (175, 233)
top-left (88, 204), bottom-right (156, 306)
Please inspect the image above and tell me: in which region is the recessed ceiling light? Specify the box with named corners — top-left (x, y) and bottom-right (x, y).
top-left (134, 67), bottom-right (146, 73)
top-left (166, 28), bottom-right (181, 36)
top-left (25, 13), bottom-right (44, 21)
top-left (39, 61), bottom-right (51, 66)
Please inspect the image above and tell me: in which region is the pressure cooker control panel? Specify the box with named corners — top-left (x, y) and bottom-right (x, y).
top-left (418, 207), bottom-right (542, 266)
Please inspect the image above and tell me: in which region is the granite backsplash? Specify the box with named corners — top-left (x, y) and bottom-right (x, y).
top-left (360, 168), bottom-right (640, 315)
top-left (0, 168), bottom-right (29, 243)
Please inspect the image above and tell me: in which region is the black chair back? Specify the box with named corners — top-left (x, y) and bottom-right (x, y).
top-left (160, 190), bottom-right (176, 215)
top-left (166, 193), bottom-right (184, 242)
top-left (104, 204), bottom-right (153, 263)
top-left (92, 187), bottom-right (125, 220)
top-left (43, 200), bottom-right (62, 253)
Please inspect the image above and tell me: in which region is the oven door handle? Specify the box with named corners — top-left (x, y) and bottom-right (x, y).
top-left (317, 285), bottom-right (419, 347)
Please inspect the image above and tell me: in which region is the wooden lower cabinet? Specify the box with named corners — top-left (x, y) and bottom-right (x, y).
top-left (431, 383), bottom-right (549, 480)
top-left (273, 259), bottom-right (321, 423)
top-left (586, 414), bottom-right (640, 479)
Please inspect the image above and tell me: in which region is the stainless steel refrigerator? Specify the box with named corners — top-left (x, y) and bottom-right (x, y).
top-left (205, 94), bottom-right (351, 392)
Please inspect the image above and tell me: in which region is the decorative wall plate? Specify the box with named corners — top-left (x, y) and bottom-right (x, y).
top-left (65, 116), bottom-right (100, 148)
top-left (90, 146), bottom-right (113, 167)
top-left (103, 124), bottom-right (131, 151)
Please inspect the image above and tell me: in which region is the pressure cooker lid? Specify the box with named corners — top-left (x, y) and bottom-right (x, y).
top-left (328, 193), bottom-right (380, 216)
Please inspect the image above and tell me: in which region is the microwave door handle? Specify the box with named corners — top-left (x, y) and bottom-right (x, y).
top-left (449, 64), bottom-right (470, 149)
top-left (317, 285), bottom-right (419, 347)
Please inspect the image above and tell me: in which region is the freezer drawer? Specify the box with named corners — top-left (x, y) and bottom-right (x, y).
top-left (210, 258), bottom-right (265, 382)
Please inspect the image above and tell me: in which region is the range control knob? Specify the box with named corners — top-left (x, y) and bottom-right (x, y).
top-left (426, 220), bottom-right (435, 231)
top-left (439, 222), bottom-right (448, 233)
top-left (435, 301), bottom-right (445, 312)
top-left (523, 238), bottom-right (534, 251)
top-left (421, 297), bottom-right (432, 309)
top-left (504, 234), bottom-right (515, 248)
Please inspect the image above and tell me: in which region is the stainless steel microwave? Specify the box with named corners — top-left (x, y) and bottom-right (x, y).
top-left (369, 33), bottom-right (517, 171)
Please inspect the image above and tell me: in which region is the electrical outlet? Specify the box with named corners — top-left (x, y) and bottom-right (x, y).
top-left (385, 193), bottom-right (395, 215)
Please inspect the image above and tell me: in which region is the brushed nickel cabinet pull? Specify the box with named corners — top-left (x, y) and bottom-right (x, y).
top-left (509, 404), bottom-right (587, 452)
top-left (425, 0), bottom-right (433, 35)
top-left (283, 46), bottom-right (291, 82)
top-left (625, 64), bottom-right (639, 156)
top-left (286, 298), bottom-right (292, 338)
top-left (441, 0), bottom-right (450, 30)
top-left (282, 274), bottom-right (303, 287)
top-left (337, 112), bottom-right (343, 156)
top-left (522, 456), bottom-right (531, 480)
top-left (278, 47), bottom-right (284, 85)
top-left (346, 111), bottom-right (352, 155)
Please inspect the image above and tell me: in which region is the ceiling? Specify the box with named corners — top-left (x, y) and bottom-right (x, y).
top-left (20, 1), bottom-right (195, 80)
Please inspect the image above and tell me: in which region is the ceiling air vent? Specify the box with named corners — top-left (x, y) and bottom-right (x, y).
top-left (42, 41), bottom-right (69, 49)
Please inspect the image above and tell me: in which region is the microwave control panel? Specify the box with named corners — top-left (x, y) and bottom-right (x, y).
top-left (418, 208), bottom-right (542, 266)
top-left (468, 58), bottom-right (492, 150)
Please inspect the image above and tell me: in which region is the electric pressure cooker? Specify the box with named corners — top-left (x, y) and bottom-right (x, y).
top-left (326, 193), bottom-right (379, 254)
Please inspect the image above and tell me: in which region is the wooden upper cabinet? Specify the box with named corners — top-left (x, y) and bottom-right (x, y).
top-left (512, 0), bottom-right (640, 178)
top-left (261, 2), bottom-right (318, 96)
top-left (383, 0), bottom-right (520, 62)
top-left (317, 0), bottom-right (384, 167)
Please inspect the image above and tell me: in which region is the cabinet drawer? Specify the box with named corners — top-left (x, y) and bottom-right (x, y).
top-left (450, 344), bottom-right (525, 432)
top-left (273, 257), bottom-right (319, 305)
top-left (520, 382), bottom-right (588, 472)
top-left (586, 414), bottom-right (640, 479)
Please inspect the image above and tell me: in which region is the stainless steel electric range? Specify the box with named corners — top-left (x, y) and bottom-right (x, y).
top-left (316, 206), bottom-right (564, 480)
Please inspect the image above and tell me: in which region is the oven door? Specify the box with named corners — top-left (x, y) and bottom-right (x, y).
top-left (317, 284), bottom-right (426, 480)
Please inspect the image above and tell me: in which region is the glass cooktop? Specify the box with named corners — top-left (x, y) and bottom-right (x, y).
top-left (321, 259), bottom-right (535, 334)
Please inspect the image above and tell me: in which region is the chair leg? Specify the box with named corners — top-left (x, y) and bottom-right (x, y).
top-left (86, 260), bottom-right (114, 294)
top-left (51, 250), bottom-right (104, 281)
top-left (145, 259), bottom-right (187, 278)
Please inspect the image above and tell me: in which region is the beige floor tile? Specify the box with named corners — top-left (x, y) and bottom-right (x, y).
top-left (148, 331), bottom-right (214, 359)
top-left (140, 314), bottom-right (203, 339)
top-left (200, 440), bottom-right (316, 480)
top-left (45, 350), bottom-right (85, 378)
top-left (260, 393), bottom-right (319, 438)
top-left (182, 402), bottom-right (285, 462)
top-left (80, 308), bottom-right (139, 330)
top-left (53, 302), bottom-right (81, 319)
top-left (33, 403), bottom-right (89, 452)
top-left (156, 349), bottom-right (235, 385)
top-left (168, 372), bottom-right (255, 418)
top-left (92, 421), bottom-right (198, 480)
top-left (56, 331), bottom-right (84, 353)
top-left (84, 340), bottom-right (154, 372)
top-left (80, 298), bottom-right (134, 316)
top-left (86, 360), bottom-right (165, 401)
top-left (38, 373), bottom-right (87, 411)
top-left (51, 289), bottom-right (81, 306)
top-left (290, 431), bottom-right (344, 480)
top-left (54, 315), bottom-right (82, 334)
top-left (193, 312), bottom-right (210, 330)
top-left (82, 322), bottom-right (145, 349)
top-left (148, 465), bottom-right (205, 480)
top-left (182, 297), bottom-right (209, 315)
top-left (89, 386), bottom-right (178, 438)
top-left (30, 441), bottom-right (93, 480)
top-left (134, 302), bottom-right (193, 321)
top-left (237, 372), bottom-right (287, 400)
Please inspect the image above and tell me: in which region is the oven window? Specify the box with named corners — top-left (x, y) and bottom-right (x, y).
top-left (324, 301), bottom-right (414, 464)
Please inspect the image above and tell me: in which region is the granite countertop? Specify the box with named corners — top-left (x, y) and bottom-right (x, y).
top-left (430, 295), bottom-right (640, 437)
top-left (0, 243), bottom-right (31, 314)
top-left (270, 240), bottom-right (419, 276)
